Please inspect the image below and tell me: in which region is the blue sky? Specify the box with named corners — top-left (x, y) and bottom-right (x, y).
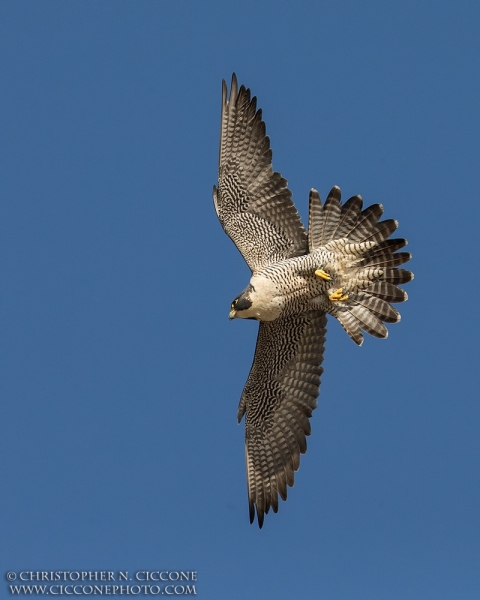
top-left (1, 1), bottom-right (479, 598)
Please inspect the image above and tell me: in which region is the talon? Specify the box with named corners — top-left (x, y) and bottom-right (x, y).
top-left (315, 269), bottom-right (331, 281)
top-left (329, 288), bottom-right (349, 302)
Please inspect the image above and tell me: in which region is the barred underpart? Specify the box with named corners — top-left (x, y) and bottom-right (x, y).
top-left (215, 74), bottom-right (413, 527)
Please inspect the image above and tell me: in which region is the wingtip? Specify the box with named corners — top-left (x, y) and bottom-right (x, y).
top-left (230, 72), bottom-right (238, 101)
top-left (222, 73), bottom-right (239, 105)
top-left (257, 511), bottom-right (264, 529)
top-left (249, 501), bottom-right (255, 524)
top-left (221, 79), bottom-right (227, 105)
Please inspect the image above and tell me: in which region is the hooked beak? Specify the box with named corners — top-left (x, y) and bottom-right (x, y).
top-left (229, 309), bottom-right (237, 320)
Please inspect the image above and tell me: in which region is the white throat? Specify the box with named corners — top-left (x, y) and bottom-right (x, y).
top-left (248, 274), bottom-right (283, 321)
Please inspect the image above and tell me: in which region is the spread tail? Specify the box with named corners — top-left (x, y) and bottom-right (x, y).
top-left (309, 186), bottom-right (413, 345)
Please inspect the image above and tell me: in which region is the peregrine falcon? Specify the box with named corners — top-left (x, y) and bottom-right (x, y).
top-left (213, 74), bottom-right (413, 527)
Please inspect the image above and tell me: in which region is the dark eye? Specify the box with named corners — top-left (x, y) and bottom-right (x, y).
top-left (231, 301), bottom-right (236, 309)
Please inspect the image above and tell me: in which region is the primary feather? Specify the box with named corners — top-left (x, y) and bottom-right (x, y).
top-left (215, 74), bottom-right (413, 527)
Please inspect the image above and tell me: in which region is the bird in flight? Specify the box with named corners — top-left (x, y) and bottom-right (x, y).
top-left (213, 74), bottom-right (413, 527)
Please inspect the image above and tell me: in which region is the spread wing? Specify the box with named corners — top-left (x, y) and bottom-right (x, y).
top-left (237, 310), bottom-right (327, 527)
top-left (213, 74), bottom-right (308, 273)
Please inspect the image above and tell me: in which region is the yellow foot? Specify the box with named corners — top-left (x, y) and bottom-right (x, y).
top-left (329, 288), bottom-right (349, 302)
top-left (315, 269), bottom-right (331, 281)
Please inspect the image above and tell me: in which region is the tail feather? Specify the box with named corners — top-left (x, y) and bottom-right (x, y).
top-left (348, 304), bottom-right (388, 338)
top-left (361, 251), bottom-right (411, 269)
top-left (334, 195), bottom-right (364, 239)
top-left (380, 268), bottom-right (413, 284)
top-left (364, 238), bottom-right (407, 259)
top-left (309, 186), bottom-right (343, 249)
top-left (320, 186), bottom-right (342, 243)
top-left (361, 219), bottom-right (398, 245)
top-left (336, 310), bottom-right (364, 346)
top-left (307, 185), bottom-right (412, 343)
top-left (366, 281), bottom-right (408, 303)
top-left (344, 204), bottom-right (384, 241)
top-left (355, 292), bottom-right (400, 323)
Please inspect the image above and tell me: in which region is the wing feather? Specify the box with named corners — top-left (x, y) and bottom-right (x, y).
top-left (238, 310), bottom-right (327, 527)
top-left (215, 74), bottom-right (308, 272)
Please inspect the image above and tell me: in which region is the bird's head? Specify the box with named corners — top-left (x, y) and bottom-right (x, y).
top-left (229, 275), bottom-right (284, 322)
top-left (229, 284), bottom-right (257, 320)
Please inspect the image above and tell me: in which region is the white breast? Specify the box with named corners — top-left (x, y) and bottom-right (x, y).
top-left (249, 274), bottom-right (284, 321)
